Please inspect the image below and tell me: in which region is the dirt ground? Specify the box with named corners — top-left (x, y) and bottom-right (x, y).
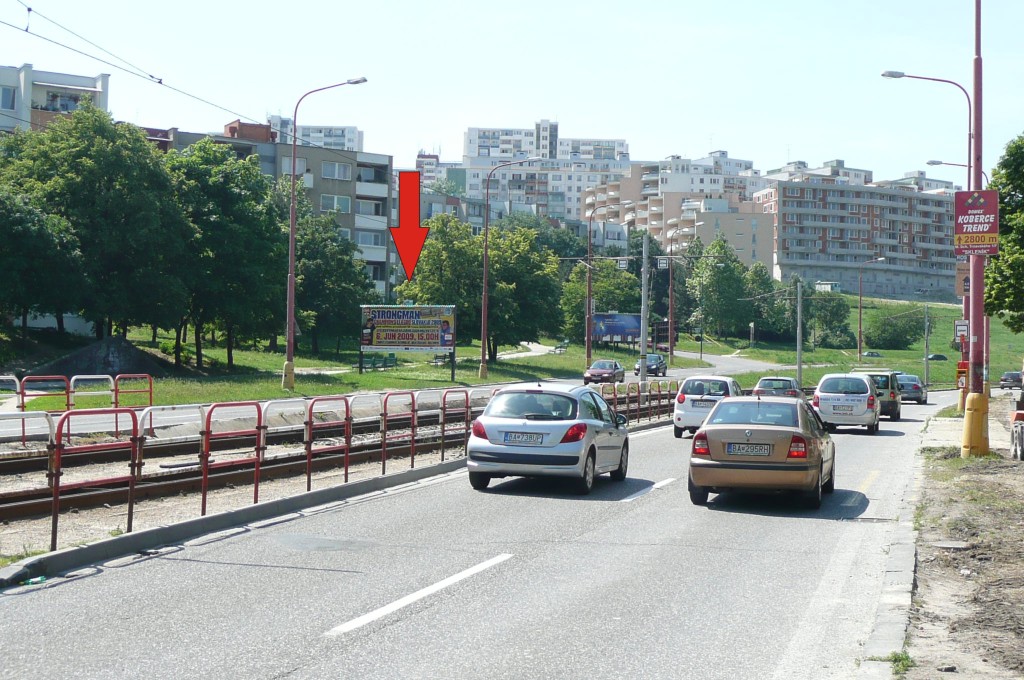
top-left (904, 395), bottom-right (1024, 679)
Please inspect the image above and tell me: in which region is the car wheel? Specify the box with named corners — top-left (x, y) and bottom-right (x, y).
top-left (805, 466), bottom-right (823, 509)
top-left (674, 425), bottom-right (683, 439)
top-left (610, 444), bottom-right (629, 481)
top-left (469, 472), bottom-right (491, 491)
top-left (823, 456), bottom-right (835, 494)
top-left (867, 421), bottom-right (877, 434)
top-left (575, 453), bottom-right (596, 495)
top-left (688, 475), bottom-right (709, 506)
top-left (892, 408), bottom-right (901, 422)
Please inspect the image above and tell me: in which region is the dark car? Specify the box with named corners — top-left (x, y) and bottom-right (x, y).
top-left (583, 359), bottom-right (625, 385)
top-left (752, 376), bottom-right (804, 399)
top-left (897, 374), bottom-right (928, 404)
top-left (862, 350), bottom-right (883, 358)
top-left (927, 354), bottom-right (948, 361)
top-left (634, 353), bottom-right (667, 377)
top-left (1000, 371), bottom-right (1023, 389)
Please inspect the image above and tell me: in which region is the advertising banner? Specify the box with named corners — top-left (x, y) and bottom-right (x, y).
top-left (592, 313), bottom-right (642, 341)
top-left (360, 305), bottom-right (455, 352)
top-left (954, 190), bottom-right (999, 256)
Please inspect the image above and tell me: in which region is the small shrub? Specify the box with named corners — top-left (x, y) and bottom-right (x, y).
top-left (158, 340), bottom-right (193, 363)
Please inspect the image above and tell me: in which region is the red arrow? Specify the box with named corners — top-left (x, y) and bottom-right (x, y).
top-left (390, 171), bottom-right (426, 281)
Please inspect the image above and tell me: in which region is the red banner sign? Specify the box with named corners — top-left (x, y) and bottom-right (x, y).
top-left (954, 190), bottom-right (999, 256)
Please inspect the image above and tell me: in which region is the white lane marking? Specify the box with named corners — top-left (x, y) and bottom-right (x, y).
top-left (628, 426), bottom-right (673, 438)
top-left (324, 553), bottom-right (514, 637)
top-left (622, 477), bottom-right (676, 502)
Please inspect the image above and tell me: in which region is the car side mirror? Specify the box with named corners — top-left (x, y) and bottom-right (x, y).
top-left (616, 413), bottom-right (628, 427)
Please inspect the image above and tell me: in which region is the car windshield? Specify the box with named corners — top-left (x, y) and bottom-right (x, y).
top-left (820, 377), bottom-right (869, 395)
top-left (591, 361), bottom-right (615, 370)
top-left (683, 379), bottom-right (728, 396)
top-left (709, 401), bottom-right (799, 427)
top-left (486, 392), bottom-right (577, 420)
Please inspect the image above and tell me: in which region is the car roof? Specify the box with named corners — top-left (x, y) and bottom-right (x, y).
top-left (819, 372), bottom-right (872, 382)
top-left (898, 374), bottom-right (921, 380)
top-left (721, 395), bottom-right (804, 404)
top-left (756, 376), bottom-right (797, 382)
top-left (497, 382), bottom-right (590, 397)
top-left (683, 374), bottom-right (735, 381)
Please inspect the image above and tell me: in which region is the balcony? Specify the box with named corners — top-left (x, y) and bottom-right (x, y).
top-left (356, 181), bottom-right (388, 198)
top-left (641, 186), bottom-right (660, 197)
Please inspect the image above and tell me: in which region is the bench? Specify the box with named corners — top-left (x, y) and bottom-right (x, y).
top-left (548, 340), bottom-right (570, 354)
top-left (431, 353), bottom-right (450, 366)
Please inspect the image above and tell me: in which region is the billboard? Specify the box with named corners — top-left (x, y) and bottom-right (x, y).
top-left (592, 313), bottom-right (642, 341)
top-left (954, 190), bottom-right (999, 256)
top-left (360, 305), bottom-right (455, 352)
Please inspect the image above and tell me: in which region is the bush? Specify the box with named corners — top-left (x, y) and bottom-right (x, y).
top-left (816, 328), bottom-right (856, 349)
top-left (158, 340), bottom-right (192, 364)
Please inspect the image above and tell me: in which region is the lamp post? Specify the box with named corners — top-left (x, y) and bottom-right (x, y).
top-left (926, 160), bottom-right (989, 188)
top-left (283, 77), bottom-right (367, 390)
top-left (666, 222), bottom-right (700, 366)
top-left (857, 257), bottom-right (886, 360)
top-left (478, 156), bottom-right (541, 379)
top-left (584, 201), bottom-right (632, 368)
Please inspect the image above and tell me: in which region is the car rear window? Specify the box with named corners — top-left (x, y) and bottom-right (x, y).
top-left (682, 379), bottom-right (728, 397)
top-left (819, 377), bottom-right (869, 395)
top-left (487, 392), bottom-right (577, 420)
top-left (757, 379), bottom-right (793, 390)
top-left (709, 401), bottom-right (798, 427)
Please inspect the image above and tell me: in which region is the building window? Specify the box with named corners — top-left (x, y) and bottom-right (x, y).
top-left (356, 199), bottom-right (384, 216)
top-left (339, 228), bottom-right (351, 240)
top-left (322, 161), bottom-right (352, 180)
top-left (367, 263), bottom-right (385, 281)
top-left (0, 86), bottom-right (14, 110)
top-left (321, 194), bottom-right (351, 213)
top-left (358, 232), bottom-right (384, 247)
top-left (356, 165), bottom-right (388, 183)
top-left (282, 157), bottom-right (307, 175)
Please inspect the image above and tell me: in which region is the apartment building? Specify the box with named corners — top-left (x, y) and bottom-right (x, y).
top-left (754, 171), bottom-right (957, 300)
top-left (267, 115), bottom-right (363, 151)
top-left (0, 63), bottom-right (109, 133)
top-left (464, 119), bottom-right (628, 161)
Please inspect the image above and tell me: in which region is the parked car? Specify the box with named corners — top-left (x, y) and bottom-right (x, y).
top-left (634, 353), bottom-right (667, 377)
top-left (862, 351), bottom-right (883, 358)
top-left (927, 354), bottom-right (949, 361)
top-left (673, 375), bottom-right (744, 438)
top-left (687, 396), bottom-right (836, 509)
top-left (812, 373), bottom-right (881, 434)
top-left (897, 374), bottom-right (928, 404)
top-left (753, 376), bottom-right (804, 399)
top-left (583, 359), bottom-right (624, 385)
top-left (466, 383), bottom-right (629, 494)
top-left (852, 368), bottom-right (903, 420)
top-left (999, 371), bottom-right (1023, 390)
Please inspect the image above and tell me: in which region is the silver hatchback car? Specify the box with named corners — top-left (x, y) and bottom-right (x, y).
top-left (812, 373), bottom-right (881, 434)
top-left (467, 383), bottom-right (629, 494)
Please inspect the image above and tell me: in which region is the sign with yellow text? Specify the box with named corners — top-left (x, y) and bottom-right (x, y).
top-left (954, 190), bottom-right (999, 256)
top-left (360, 305), bottom-right (455, 352)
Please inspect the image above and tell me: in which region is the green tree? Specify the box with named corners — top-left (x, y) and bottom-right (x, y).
top-left (689, 236), bottom-right (747, 337)
top-left (0, 102), bottom-right (190, 338)
top-left (986, 133), bottom-right (1024, 330)
top-left (427, 177), bottom-right (464, 199)
top-left (864, 303), bottom-right (925, 350)
top-left (808, 291), bottom-right (855, 348)
top-left (743, 262), bottom-right (787, 341)
top-left (560, 260), bottom-right (641, 343)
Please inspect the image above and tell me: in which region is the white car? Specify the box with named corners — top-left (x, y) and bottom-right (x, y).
top-left (812, 373), bottom-right (881, 434)
top-left (673, 375), bottom-right (744, 438)
top-left (466, 383), bottom-right (629, 494)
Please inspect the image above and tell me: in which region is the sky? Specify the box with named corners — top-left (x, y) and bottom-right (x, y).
top-left (2, 0), bottom-right (1021, 187)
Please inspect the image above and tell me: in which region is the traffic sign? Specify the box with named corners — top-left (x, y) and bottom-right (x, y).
top-left (955, 319), bottom-right (969, 339)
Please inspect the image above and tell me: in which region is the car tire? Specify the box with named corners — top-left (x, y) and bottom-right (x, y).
top-left (674, 425), bottom-right (683, 439)
top-left (892, 408), bottom-right (901, 422)
top-left (867, 421), bottom-right (877, 434)
top-left (575, 453), bottom-right (596, 495)
top-left (610, 444), bottom-right (628, 481)
top-left (805, 466), bottom-right (823, 509)
top-left (823, 457), bottom-right (835, 494)
top-left (469, 472), bottom-right (491, 491)
top-left (688, 475), bottom-right (709, 506)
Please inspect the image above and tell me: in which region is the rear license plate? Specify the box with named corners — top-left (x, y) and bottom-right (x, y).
top-left (833, 405), bottom-right (854, 413)
top-left (692, 400), bottom-right (715, 408)
top-left (727, 442), bottom-right (771, 455)
top-left (504, 432), bottom-right (542, 445)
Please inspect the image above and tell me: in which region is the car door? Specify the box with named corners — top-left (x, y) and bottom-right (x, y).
top-left (585, 392), bottom-right (623, 470)
top-left (802, 402), bottom-right (832, 469)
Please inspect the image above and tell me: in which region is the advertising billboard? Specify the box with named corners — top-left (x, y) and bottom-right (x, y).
top-left (954, 190), bottom-right (999, 256)
top-left (592, 313), bottom-right (642, 342)
top-left (360, 305), bottom-right (455, 352)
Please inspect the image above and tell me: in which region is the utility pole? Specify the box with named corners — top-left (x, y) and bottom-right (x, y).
top-left (639, 232), bottom-right (650, 382)
top-left (924, 303), bottom-right (930, 389)
top-left (796, 277), bottom-right (803, 386)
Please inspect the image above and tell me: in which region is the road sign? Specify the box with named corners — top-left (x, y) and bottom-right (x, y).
top-left (617, 258), bottom-right (629, 270)
top-left (954, 190), bottom-right (999, 256)
top-left (955, 319), bottom-right (969, 339)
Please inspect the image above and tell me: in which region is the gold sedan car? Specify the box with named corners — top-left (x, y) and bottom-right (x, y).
top-left (687, 396), bottom-right (836, 509)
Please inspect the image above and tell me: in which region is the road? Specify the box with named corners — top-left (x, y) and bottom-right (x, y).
top-left (0, 391), bottom-right (953, 679)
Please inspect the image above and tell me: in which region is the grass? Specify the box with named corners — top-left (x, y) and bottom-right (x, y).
top-left (0, 547), bottom-right (46, 568)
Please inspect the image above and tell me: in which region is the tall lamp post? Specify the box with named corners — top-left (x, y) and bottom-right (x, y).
top-left (283, 77), bottom-right (367, 390)
top-left (665, 222), bottom-right (700, 366)
top-left (478, 156), bottom-right (541, 379)
top-left (584, 201), bottom-right (632, 368)
top-left (926, 160), bottom-right (989, 188)
top-left (857, 257), bottom-right (886, 360)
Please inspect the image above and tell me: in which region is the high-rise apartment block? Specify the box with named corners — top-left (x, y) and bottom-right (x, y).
top-left (0, 63), bottom-right (109, 133)
top-left (267, 115), bottom-right (363, 151)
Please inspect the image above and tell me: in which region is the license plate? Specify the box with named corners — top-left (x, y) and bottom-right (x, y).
top-left (504, 432), bottom-right (542, 445)
top-left (727, 443), bottom-right (771, 455)
top-left (692, 400), bottom-right (715, 408)
top-left (833, 405), bottom-right (854, 413)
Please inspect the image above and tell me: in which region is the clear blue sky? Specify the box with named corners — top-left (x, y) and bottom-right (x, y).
top-left (2, 0), bottom-right (1020, 187)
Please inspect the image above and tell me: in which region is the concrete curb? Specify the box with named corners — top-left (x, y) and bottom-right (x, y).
top-left (0, 417), bottom-right (671, 590)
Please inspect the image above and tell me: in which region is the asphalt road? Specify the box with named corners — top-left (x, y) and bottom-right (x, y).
top-left (0, 390), bottom-right (955, 679)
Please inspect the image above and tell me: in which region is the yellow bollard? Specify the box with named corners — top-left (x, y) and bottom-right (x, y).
top-left (961, 392), bottom-right (989, 457)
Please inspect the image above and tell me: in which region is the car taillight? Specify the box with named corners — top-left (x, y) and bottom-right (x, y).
top-left (785, 389), bottom-right (799, 397)
top-left (676, 393), bottom-right (686, 404)
top-left (889, 391), bottom-right (896, 399)
top-left (471, 420), bottom-right (487, 439)
top-left (787, 435), bottom-right (807, 459)
top-left (752, 388), bottom-right (764, 395)
top-left (812, 394), bottom-right (819, 407)
top-left (560, 422), bottom-right (587, 443)
top-left (913, 384), bottom-right (921, 390)
top-left (692, 432), bottom-right (710, 456)
top-left (867, 394), bottom-right (876, 408)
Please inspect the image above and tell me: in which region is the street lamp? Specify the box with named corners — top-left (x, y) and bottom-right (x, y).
top-left (926, 160), bottom-right (989, 187)
top-left (857, 257), bottom-right (886, 360)
top-left (584, 200), bottom-right (633, 368)
top-left (282, 77), bottom-right (367, 390)
top-left (478, 156), bottom-right (542, 379)
top-left (666, 222), bottom-right (701, 366)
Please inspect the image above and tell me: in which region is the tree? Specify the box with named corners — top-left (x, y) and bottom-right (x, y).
top-left (743, 262), bottom-right (787, 340)
top-left (0, 102), bottom-right (190, 338)
top-left (808, 291), bottom-right (855, 348)
top-left (689, 236), bottom-right (747, 337)
top-left (864, 303), bottom-right (925, 350)
top-left (986, 133), bottom-right (1024, 330)
top-left (560, 260), bottom-right (641, 343)
top-left (427, 178), bottom-right (464, 199)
